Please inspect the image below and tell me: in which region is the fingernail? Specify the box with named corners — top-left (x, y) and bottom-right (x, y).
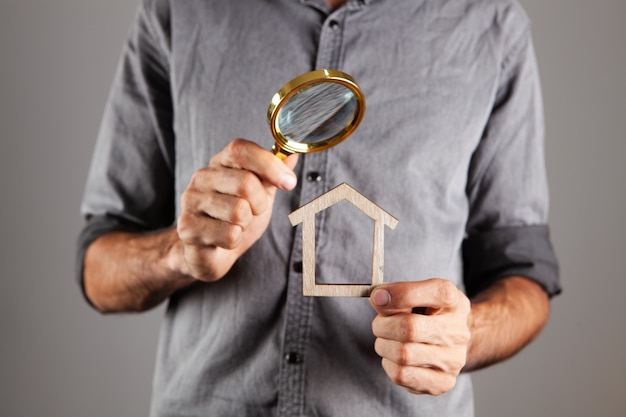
top-left (280, 173), bottom-right (297, 190)
top-left (372, 289), bottom-right (390, 306)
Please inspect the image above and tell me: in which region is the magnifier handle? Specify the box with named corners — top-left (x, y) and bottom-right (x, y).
top-left (272, 144), bottom-right (292, 161)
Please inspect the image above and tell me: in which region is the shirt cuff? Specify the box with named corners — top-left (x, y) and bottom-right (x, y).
top-left (462, 225), bottom-right (561, 298)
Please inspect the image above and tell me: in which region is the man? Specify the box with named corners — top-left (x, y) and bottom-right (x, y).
top-left (78, 0), bottom-right (560, 416)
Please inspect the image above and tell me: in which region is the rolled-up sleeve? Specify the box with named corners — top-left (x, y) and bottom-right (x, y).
top-left (463, 27), bottom-right (560, 298)
top-left (76, 2), bottom-right (175, 295)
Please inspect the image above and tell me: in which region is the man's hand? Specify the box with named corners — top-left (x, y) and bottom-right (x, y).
top-left (177, 138), bottom-right (298, 282)
top-left (369, 279), bottom-right (471, 396)
top-left (84, 138), bottom-right (298, 313)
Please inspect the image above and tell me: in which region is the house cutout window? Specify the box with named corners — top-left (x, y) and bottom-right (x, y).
top-left (288, 183), bottom-right (398, 297)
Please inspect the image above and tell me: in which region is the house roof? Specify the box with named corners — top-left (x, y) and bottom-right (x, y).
top-left (288, 182), bottom-right (399, 229)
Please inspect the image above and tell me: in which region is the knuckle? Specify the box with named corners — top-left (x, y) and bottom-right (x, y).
top-left (228, 138), bottom-right (247, 160)
top-left (238, 175), bottom-right (267, 215)
top-left (371, 317), bottom-right (380, 336)
top-left (188, 167), bottom-right (208, 186)
top-left (221, 224), bottom-right (243, 248)
top-left (185, 249), bottom-right (218, 282)
top-left (421, 375), bottom-right (456, 397)
top-left (459, 294), bottom-right (471, 314)
top-left (180, 188), bottom-right (196, 210)
top-left (231, 197), bottom-right (252, 225)
top-left (440, 349), bottom-right (467, 374)
top-left (396, 344), bottom-right (413, 365)
top-left (437, 375), bottom-right (458, 395)
top-left (176, 213), bottom-right (195, 242)
top-left (400, 316), bottom-right (417, 341)
top-left (208, 152), bottom-right (221, 167)
top-left (373, 337), bottom-right (383, 356)
top-left (390, 364), bottom-right (410, 387)
top-left (237, 171), bottom-right (258, 196)
top-left (436, 279), bottom-right (459, 306)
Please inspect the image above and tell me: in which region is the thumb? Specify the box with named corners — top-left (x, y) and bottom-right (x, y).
top-left (283, 153), bottom-right (300, 171)
top-left (369, 285), bottom-right (413, 317)
top-left (370, 279), bottom-right (460, 317)
top-left (272, 153), bottom-right (299, 193)
top-left (264, 154), bottom-right (300, 198)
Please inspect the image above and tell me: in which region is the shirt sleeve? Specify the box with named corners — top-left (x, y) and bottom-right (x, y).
top-left (462, 26), bottom-right (561, 298)
top-left (76, 1), bottom-right (175, 298)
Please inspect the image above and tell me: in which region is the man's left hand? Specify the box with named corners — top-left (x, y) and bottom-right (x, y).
top-left (369, 279), bottom-right (471, 395)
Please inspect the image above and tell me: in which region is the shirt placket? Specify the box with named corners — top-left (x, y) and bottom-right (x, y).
top-left (276, 6), bottom-right (350, 417)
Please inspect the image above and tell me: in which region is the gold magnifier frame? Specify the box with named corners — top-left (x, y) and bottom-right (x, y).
top-left (267, 69), bottom-right (366, 160)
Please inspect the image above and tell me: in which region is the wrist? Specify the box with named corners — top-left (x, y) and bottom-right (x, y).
top-left (463, 277), bottom-right (550, 372)
top-left (464, 297), bottom-right (500, 372)
top-left (163, 229), bottom-right (196, 287)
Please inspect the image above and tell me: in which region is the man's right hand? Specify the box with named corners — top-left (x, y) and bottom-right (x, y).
top-left (84, 138), bottom-right (298, 312)
top-left (176, 138), bottom-right (299, 282)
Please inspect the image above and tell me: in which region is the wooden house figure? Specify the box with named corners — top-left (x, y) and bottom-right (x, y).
top-left (288, 183), bottom-right (398, 297)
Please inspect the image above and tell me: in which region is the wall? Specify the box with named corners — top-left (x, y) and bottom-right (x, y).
top-left (0, 1), bottom-right (624, 416)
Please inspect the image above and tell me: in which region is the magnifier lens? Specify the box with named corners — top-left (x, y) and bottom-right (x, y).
top-left (268, 69), bottom-right (365, 158)
top-left (276, 83), bottom-right (357, 144)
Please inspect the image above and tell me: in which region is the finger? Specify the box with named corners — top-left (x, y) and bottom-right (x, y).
top-left (283, 153), bottom-right (300, 171)
top-left (177, 210), bottom-right (243, 250)
top-left (190, 191), bottom-right (254, 227)
top-left (184, 166), bottom-right (270, 217)
top-left (374, 338), bottom-right (467, 373)
top-left (212, 139), bottom-right (298, 191)
top-left (370, 279), bottom-right (461, 317)
top-left (180, 243), bottom-right (236, 283)
top-left (181, 244), bottom-right (219, 282)
top-left (372, 312), bottom-right (461, 345)
top-left (380, 358), bottom-right (458, 396)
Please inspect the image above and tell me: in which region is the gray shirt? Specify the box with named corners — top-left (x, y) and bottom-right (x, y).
top-left (79, 0), bottom-right (560, 416)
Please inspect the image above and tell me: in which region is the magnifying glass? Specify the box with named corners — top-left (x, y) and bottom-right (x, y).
top-left (267, 69), bottom-right (366, 160)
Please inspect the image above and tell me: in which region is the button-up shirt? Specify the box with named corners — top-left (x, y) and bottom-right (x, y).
top-left (78, 0), bottom-right (560, 416)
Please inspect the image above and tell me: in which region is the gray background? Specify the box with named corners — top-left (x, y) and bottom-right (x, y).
top-left (0, 0), bottom-right (624, 415)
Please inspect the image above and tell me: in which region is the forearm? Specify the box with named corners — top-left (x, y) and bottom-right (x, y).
top-left (463, 276), bottom-right (550, 372)
top-left (83, 228), bottom-right (195, 313)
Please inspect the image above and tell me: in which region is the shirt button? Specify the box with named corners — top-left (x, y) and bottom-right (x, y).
top-left (293, 261), bottom-right (303, 273)
top-left (285, 352), bottom-right (303, 364)
top-left (306, 172), bottom-right (322, 182)
top-left (329, 20), bottom-right (340, 30)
